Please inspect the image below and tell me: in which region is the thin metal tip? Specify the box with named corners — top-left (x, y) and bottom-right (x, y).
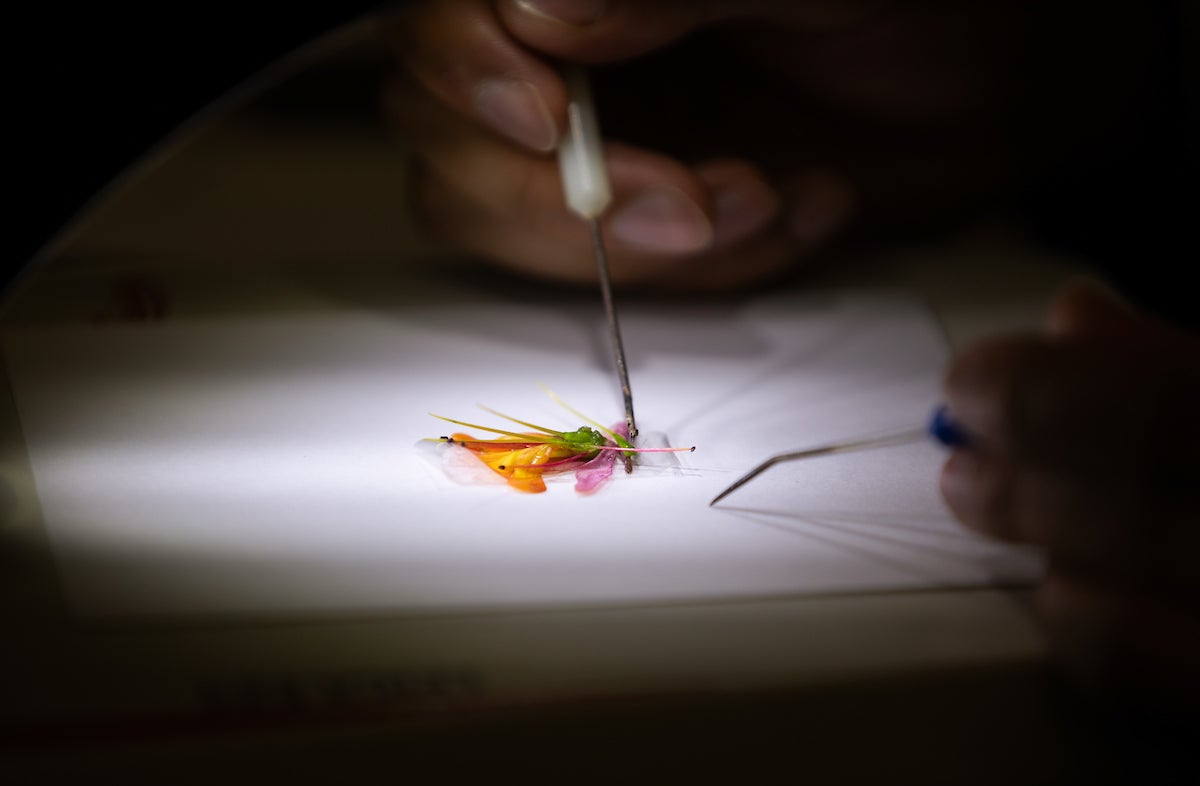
top-left (590, 217), bottom-right (637, 449)
top-left (708, 426), bottom-right (928, 507)
top-left (708, 489), bottom-right (731, 507)
top-left (708, 462), bottom-right (771, 507)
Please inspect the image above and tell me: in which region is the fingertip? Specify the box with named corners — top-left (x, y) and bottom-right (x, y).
top-left (602, 146), bottom-right (717, 255)
top-left (607, 186), bottom-right (713, 254)
top-left (498, 0), bottom-right (703, 62)
top-left (695, 160), bottom-right (782, 249)
top-left (386, 0), bottom-right (567, 152)
top-left (1047, 276), bottom-right (1141, 339)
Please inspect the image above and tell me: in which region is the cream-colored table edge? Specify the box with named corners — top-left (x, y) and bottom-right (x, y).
top-left (0, 24), bottom-right (1104, 778)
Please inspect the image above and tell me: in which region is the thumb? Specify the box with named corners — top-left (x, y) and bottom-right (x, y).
top-left (497, 0), bottom-right (880, 63)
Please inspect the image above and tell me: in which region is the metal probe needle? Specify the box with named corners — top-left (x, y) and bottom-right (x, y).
top-left (589, 218), bottom-right (637, 441)
top-left (709, 428), bottom-right (927, 506)
top-left (709, 407), bottom-right (971, 506)
top-left (558, 65), bottom-right (638, 444)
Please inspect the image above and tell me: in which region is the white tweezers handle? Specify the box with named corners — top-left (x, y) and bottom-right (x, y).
top-left (557, 65), bottom-right (612, 219)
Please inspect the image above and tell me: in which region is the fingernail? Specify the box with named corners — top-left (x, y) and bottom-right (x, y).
top-left (609, 188), bottom-right (713, 253)
top-left (473, 78), bottom-right (557, 152)
top-left (710, 177), bottom-right (780, 246)
top-left (515, 0), bottom-right (607, 26)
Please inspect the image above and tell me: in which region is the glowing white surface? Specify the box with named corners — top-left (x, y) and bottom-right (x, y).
top-left (2, 289), bottom-right (1039, 618)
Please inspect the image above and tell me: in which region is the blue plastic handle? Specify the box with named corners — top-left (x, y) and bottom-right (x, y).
top-left (928, 405), bottom-right (970, 447)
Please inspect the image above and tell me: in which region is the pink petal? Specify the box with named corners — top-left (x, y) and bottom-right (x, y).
top-left (574, 450), bottom-right (616, 493)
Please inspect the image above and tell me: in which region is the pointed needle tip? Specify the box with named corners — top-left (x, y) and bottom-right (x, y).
top-left (709, 461), bottom-right (772, 507)
top-left (708, 478), bottom-right (746, 507)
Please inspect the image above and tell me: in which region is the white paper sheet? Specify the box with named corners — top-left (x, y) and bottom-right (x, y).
top-left (2, 283), bottom-right (1040, 619)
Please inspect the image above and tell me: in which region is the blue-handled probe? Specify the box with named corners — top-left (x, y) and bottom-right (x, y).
top-left (708, 405), bottom-right (970, 506)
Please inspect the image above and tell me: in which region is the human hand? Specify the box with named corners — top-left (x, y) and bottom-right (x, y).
top-left (379, 0), bottom-right (1083, 290)
top-left (940, 280), bottom-right (1199, 709)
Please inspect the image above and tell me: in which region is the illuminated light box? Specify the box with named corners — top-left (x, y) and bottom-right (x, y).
top-left (2, 286), bottom-right (1039, 620)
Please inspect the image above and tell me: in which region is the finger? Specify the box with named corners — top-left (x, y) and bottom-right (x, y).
top-left (386, 67), bottom-right (717, 247)
top-left (1037, 567), bottom-right (1200, 710)
top-left (1046, 277), bottom-right (1146, 341)
top-left (661, 227), bottom-right (802, 291)
top-left (1048, 277), bottom-right (1197, 354)
top-left (671, 163), bottom-right (851, 288)
top-left (937, 449), bottom-right (1126, 551)
top-left (497, 0), bottom-right (884, 63)
top-left (604, 146), bottom-right (716, 254)
top-left (385, 0), bottom-right (876, 153)
top-left (382, 0), bottom-right (565, 151)
top-left (940, 335), bottom-right (1178, 470)
top-left (694, 159), bottom-right (783, 250)
top-left (939, 449), bottom-right (1199, 593)
top-left (411, 155), bottom-right (803, 289)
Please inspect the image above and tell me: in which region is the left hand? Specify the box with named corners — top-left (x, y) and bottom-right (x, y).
top-left (939, 280), bottom-right (1199, 709)
top-left (379, 0), bottom-right (1087, 290)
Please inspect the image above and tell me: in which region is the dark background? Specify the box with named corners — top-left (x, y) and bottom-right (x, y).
top-left (7, 5), bottom-right (379, 291)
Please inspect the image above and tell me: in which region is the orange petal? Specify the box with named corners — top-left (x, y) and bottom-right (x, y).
top-left (477, 449), bottom-right (523, 479)
top-left (506, 444), bottom-right (558, 493)
top-left (507, 470), bottom-right (548, 493)
top-left (450, 438), bottom-right (576, 493)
